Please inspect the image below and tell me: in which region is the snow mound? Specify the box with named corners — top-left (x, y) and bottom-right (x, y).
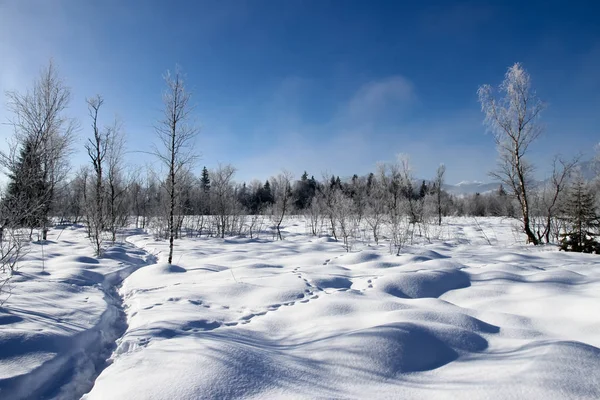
top-left (417, 249), bottom-right (449, 259)
top-left (310, 323), bottom-right (461, 376)
top-left (377, 269), bottom-right (470, 298)
top-left (341, 251), bottom-right (381, 264)
top-left (310, 275), bottom-right (353, 289)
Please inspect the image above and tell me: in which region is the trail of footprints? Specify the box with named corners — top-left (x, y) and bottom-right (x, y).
top-left (127, 254), bottom-right (382, 349)
top-left (223, 265), bottom-right (323, 327)
top-left (188, 256), bottom-right (353, 329)
top-left (225, 255), bottom-right (381, 327)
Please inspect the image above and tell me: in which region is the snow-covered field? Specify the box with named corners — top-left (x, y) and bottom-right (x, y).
top-left (1, 218), bottom-right (600, 399)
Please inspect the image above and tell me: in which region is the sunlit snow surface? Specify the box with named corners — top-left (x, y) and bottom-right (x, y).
top-left (1, 218), bottom-right (600, 399)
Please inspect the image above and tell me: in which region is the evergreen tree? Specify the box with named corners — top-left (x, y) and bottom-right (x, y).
top-left (559, 177), bottom-right (600, 253)
top-left (2, 61), bottom-right (76, 240)
top-left (5, 138), bottom-right (50, 230)
top-left (335, 176), bottom-right (342, 189)
top-left (238, 183), bottom-right (252, 211)
top-left (200, 166), bottom-right (211, 192)
top-left (309, 176), bottom-right (318, 191)
top-left (293, 171), bottom-right (317, 210)
top-left (498, 184), bottom-right (507, 196)
top-left (260, 180), bottom-right (274, 205)
top-left (419, 180), bottom-right (428, 199)
top-left (366, 172), bottom-right (375, 195)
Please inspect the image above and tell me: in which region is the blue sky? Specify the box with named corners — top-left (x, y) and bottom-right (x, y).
top-left (1, 0), bottom-right (599, 184)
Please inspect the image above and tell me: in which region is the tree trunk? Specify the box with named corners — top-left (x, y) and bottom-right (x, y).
top-left (516, 155), bottom-right (539, 245)
top-left (168, 122), bottom-right (176, 264)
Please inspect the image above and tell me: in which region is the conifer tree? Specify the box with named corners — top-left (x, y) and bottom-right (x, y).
top-left (5, 138), bottom-right (49, 231)
top-left (200, 166), bottom-right (211, 192)
top-left (260, 180), bottom-right (274, 205)
top-left (559, 176), bottom-right (600, 253)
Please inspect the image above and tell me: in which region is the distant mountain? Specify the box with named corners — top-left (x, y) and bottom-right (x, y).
top-left (443, 181), bottom-right (501, 195)
top-left (444, 160), bottom-right (598, 196)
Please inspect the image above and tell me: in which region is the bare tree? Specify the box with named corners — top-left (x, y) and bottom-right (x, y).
top-left (532, 156), bottom-right (579, 243)
top-left (153, 67), bottom-right (198, 264)
top-left (365, 175), bottom-right (386, 245)
top-left (334, 190), bottom-right (354, 251)
top-left (320, 174), bottom-right (340, 241)
top-left (1, 60), bottom-right (76, 239)
top-left (304, 196), bottom-right (324, 237)
top-left (105, 118), bottom-right (127, 242)
top-left (84, 95), bottom-right (109, 254)
top-left (434, 164), bottom-right (446, 225)
top-left (399, 155), bottom-right (421, 226)
top-left (271, 171), bottom-right (293, 240)
top-left (478, 63), bottom-right (544, 244)
top-left (129, 170), bottom-right (144, 229)
top-left (0, 187), bottom-right (31, 304)
top-left (0, 226), bottom-right (29, 305)
top-left (210, 164), bottom-right (237, 238)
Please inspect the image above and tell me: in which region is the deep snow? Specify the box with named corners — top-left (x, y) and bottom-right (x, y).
top-left (0, 227), bottom-right (156, 399)
top-left (1, 218), bottom-right (600, 399)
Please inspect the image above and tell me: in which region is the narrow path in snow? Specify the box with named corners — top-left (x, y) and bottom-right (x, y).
top-left (72, 237), bottom-right (158, 400)
top-left (0, 228), bottom-right (159, 400)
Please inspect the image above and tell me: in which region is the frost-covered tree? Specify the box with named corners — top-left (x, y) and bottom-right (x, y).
top-left (304, 195), bottom-right (324, 237)
top-left (365, 174), bottom-right (386, 245)
top-left (320, 174), bottom-right (341, 240)
top-left (333, 190), bottom-right (355, 251)
top-left (210, 164), bottom-right (237, 238)
top-left (478, 63), bottom-right (544, 244)
top-left (270, 171), bottom-right (293, 240)
top-left (434, 164), bottom-right (446, 225)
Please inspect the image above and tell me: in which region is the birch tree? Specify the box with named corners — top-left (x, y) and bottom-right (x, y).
top-left (154, 67), bottom-right (198, 264)
top-left (478, 63), bottom-right (544, 244)
top-left (271, 171), bottom-right (293, 240)
top-left (434, 164), bottom-right (446, 226)
top-left (105, 118), bottom-right (127, 242)
top-left (85, 95), bottom-right (108, 254)
top-left (209, 164), bottom-right (233, 238)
